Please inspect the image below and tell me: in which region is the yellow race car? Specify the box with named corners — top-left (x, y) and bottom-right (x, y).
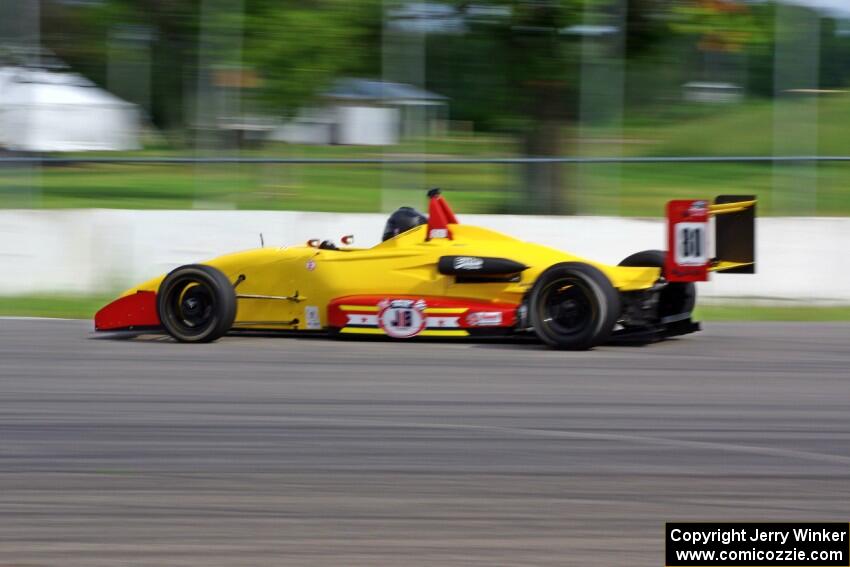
top-left (95, 189), bottom-right (755, 350)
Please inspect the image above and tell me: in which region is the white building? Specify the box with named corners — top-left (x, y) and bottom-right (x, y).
top-left (0, 67), bottom-right (140, 152)
top-left (271, 78), bottom-right (448, 146)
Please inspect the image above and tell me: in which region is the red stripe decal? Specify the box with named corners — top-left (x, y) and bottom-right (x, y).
top-left (328, 295), bottom-right (517, 330)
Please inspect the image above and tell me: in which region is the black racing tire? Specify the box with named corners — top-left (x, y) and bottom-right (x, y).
top-left (157, 264), bottom-right (237, 343)
top-left (618, 250), bottom-right (696, 319)
top-left (528, 262), bottom-right (620, 350)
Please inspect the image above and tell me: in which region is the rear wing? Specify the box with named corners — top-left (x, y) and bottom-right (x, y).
top-left (665, 195), bottom-right (756, 283)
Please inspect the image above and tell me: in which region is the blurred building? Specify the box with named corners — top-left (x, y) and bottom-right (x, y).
top-left (683, 81), bottom-right (743, 103)
top-left (386, 2), bottom-right (466, 33)
top-left (0, 66), bottom-right (139, 152)
top-left (271, 78), bottom-right (447, 146)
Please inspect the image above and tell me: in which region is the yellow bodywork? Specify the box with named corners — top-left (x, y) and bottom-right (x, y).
top-left (121, 223), bottom-right (660, 330)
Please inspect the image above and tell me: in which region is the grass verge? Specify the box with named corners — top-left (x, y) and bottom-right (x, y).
top-left (0, 295), bottom-right (112, 320)
top-left (5, 94), bottom-right (850, 216)
top-left (693, 304), bottom-right (850, 322)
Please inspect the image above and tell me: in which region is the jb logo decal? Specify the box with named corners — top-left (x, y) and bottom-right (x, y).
top-left (377, 299), bottom-right (427, 339)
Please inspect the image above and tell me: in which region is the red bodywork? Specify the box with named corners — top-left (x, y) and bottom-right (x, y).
top-left (94, 291), bottom-right (161, 331)
top-left (426, 191), bottom-right (458, 240)
top-left (96, 291), bottom-right (518, 335)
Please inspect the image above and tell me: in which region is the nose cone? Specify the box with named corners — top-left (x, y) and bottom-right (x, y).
top-left (94, 291), bottom-right (161, 331)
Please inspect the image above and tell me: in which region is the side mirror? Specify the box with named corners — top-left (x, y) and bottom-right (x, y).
top-left (341, 235), bottom-right (354, 246)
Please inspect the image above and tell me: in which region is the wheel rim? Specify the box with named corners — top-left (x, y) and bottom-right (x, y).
top-left (166, 277), bottom-right (217, 336)
top-left (538, 277), bottom-right (598, 337)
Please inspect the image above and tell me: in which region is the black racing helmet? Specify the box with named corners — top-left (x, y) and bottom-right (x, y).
top-left (382, 206), bottom-right (428, 241)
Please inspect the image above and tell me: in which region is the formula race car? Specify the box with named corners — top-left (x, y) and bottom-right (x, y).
top-left (95, 189), bottom-right (756, 350)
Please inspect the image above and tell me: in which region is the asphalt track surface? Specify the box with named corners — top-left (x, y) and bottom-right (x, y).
top-left (1, 319), bottom-right (849, 566)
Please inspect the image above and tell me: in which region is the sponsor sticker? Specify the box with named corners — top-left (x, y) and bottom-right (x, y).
top-left (305, 306), bottom-right (321, 330)
top-left (453, 256), bottom-right (484, 270)
top-left (688, 200), bottom-right (708, 215)
top-left (377, 299), bottom-right (427, 338)
top-left (466, 311), bottom-right (503, 327)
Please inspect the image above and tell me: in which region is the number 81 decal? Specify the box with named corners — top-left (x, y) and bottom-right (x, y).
top-left (674, 222), bottom-right (708, 266)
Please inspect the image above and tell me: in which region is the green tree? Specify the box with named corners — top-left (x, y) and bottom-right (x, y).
top-left (430, 1), bottom-right (652, 213)
top-left (41, 0), bottom-right (204, 138)
top-left (428, 0), bottom-right (775, 213)
top-left (242, 0), bottom-right (382, 115)
top-left (427, 0), bottom-right (687, 213)
top-left (39, 0), bottom-right (382, 142)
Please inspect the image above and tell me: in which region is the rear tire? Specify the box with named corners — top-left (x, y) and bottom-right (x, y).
top-left (618, 250), bottom-right (695, 320)
top-left (528, 262), bottom-right (620, 350)
top-left (157, 264), bottom-right (237, 343)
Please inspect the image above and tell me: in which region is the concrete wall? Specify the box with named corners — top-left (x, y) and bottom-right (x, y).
top-left (1, 209), bottom-right (848, 302)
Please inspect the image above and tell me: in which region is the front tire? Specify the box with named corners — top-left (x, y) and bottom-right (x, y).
top-left (528, 262), bottom-right (620, 350)
top-left (157, 264), bottom-right (237, 343)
